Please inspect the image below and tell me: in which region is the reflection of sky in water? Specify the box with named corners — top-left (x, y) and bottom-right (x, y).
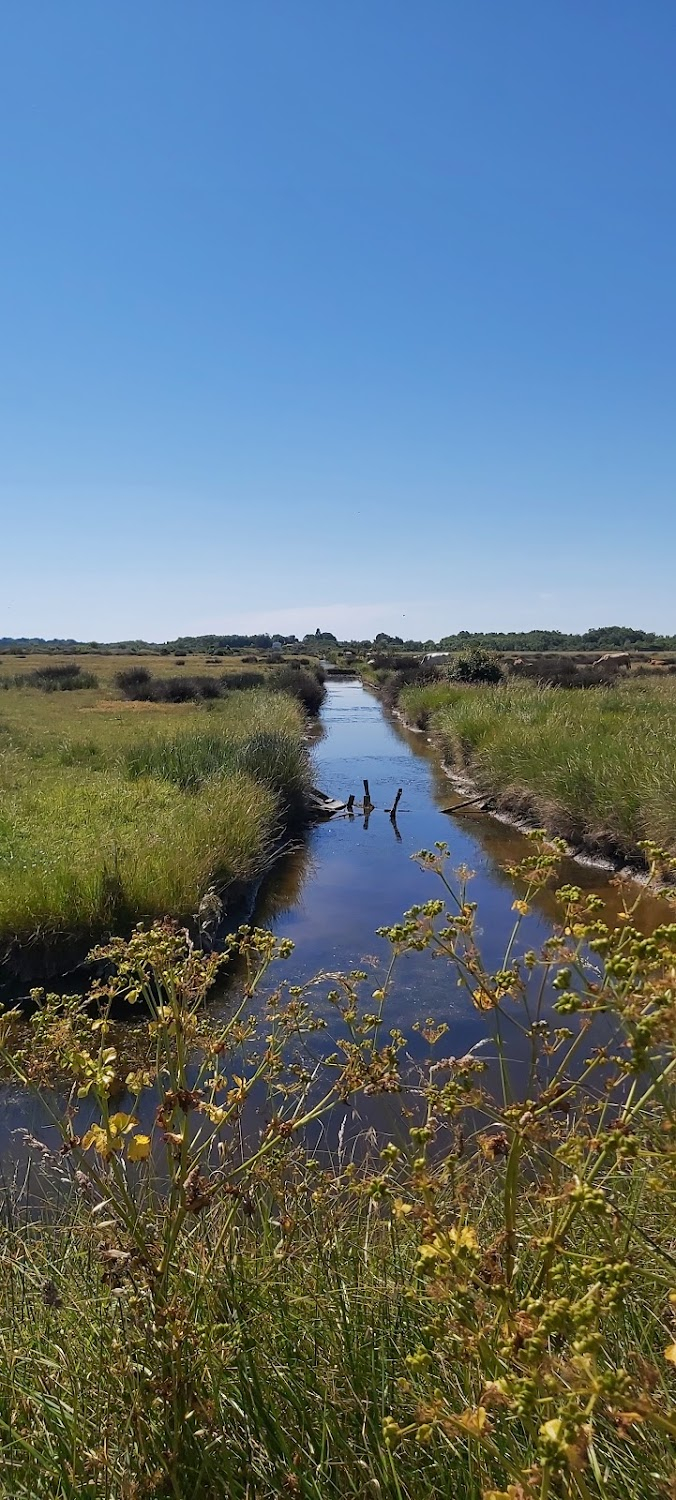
top-left (240, 683), bottom-right (569, 1056)
top-left (1, 681), bottom-right (666, 1167)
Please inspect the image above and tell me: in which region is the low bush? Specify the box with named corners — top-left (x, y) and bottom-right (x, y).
top-left (509, 654), bottom-right (621, 688)
top-left (3, 663), bottom-right (99, 692)
top-left (116, 672), bottom-right (230, 704)
top-left (114, 665), bottom-right (153, 695)
top-left (272, 665), bottom-right (326, 716)
top-left (159, 675), bottom-right (222, 702)
top-left (223, 670), bottom-right (265, 690)
top-left (448, 647), bottom-right (502, 683)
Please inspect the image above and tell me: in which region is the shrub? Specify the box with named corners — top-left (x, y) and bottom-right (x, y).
top-left (8, 663), bottom-right (99, 691)
top-left (274, 666), bottom-right (326, 716)
top-left (223, 671), bottom-right (265, 691)
top-left (448, 647), bottom-right (502, 683)
top-left (116, 670), bottom-right (226, 704)
top-left (115, 666), bottom-right (153, 696)
top-left (509, 655), bottom-right (619, 688)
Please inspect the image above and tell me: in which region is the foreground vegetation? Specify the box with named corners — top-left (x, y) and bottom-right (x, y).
top-left (0, 839), bottom-right (675, 1496)
top-left (0, 655), bottom-right (316, 960)
top-left (397, 676), bottom-right (676, 868)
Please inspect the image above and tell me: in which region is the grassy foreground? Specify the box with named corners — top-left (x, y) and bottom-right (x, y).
top-left (0, 840), bottom-right (675, 1497)
top-left (399, 677), bottom-right (676, 866)
top-left (0, 654), bottom-right (312, 953)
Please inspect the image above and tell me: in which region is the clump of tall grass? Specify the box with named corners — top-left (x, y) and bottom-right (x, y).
top-left (124, 725), bottom-right (311, 818)
top-left (267, 664), bottom-right (327, 716)
top-left (399, 679), bottom-right (464, 729)
top-left (1, 841), bottom-right (675, 1497)
top-left (0, 765), bottom-right (278, 943)
top-left (0, 691), bottom-right (311, 949)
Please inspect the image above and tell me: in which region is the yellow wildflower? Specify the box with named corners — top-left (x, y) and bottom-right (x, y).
top-left (127, 1134), bottom-right (151, 1161)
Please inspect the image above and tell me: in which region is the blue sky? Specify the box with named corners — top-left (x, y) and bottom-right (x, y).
top-left (1, 3), bottom-right (675, 642)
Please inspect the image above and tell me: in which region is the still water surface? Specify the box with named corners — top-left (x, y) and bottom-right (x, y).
top-left (246, 680), bottom-right (664, 1052)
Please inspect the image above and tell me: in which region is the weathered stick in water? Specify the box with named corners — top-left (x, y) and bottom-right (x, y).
top-left (441, 793), bottom-right (488, 814)
top-left (388, 788), bottom-right (403, 821)
top-left (363, 778), bottom-right (374, 810)
top-left (346, 794), bottom-right (355, 813)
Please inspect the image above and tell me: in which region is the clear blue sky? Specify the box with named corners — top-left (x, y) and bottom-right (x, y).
top-left (1, 3), bottom-right (675, 642)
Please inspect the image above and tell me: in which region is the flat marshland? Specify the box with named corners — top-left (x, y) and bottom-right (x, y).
top-left (398, 674), bottom-right (676, 865)
top-left (0, 653), bottom-right (318, 955)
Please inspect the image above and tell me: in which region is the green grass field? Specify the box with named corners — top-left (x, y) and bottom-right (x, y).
top-left (0, 654), bottom-right (312, 953)
top-left (398, 676), bottom-right (676, 864)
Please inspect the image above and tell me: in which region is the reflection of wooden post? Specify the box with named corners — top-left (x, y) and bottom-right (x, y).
top-left (346, 794), bottom-right (355, 813)
top-left (390, 788), bottom-right (402, 821)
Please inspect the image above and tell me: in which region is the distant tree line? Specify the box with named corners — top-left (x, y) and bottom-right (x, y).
top-left (1, 625), bottom-right (674, 656)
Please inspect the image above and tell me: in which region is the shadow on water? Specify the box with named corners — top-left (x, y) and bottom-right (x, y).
top-left (1, 680), bottom-right (672, 1170)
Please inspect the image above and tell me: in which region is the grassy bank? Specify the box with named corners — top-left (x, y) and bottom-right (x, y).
top-left (0, 846), bottom-right (675, 1497)
top-left (398, 677), bottom-right (676, 865)
top-left (0, 655), bottom-right (313, 954)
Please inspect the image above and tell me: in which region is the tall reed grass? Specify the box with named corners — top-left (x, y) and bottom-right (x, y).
top-left (399, 678), bottom-right (676, 863)
top-left (0, 688), bottom-right (311, 948)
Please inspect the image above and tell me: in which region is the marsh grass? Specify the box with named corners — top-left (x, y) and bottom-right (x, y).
top-left (0, 842), bottom-right (675, 1497)
top-left (125, 725), bottom-right (311, 813)
top-left (399, 678), bottom-right (676, 863)
top-left (0, 680), bottom-right (311, 948)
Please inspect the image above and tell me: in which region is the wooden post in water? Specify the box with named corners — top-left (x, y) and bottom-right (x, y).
top-left (363, 778), bottom-right (374, 811)
top-left (389, 788), bottom-right (403, 822)
top-left (346, 794), bottom-right (355, 813)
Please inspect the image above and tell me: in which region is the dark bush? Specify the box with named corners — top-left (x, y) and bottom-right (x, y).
top-left (115, 666), bottom-right (153, 696)
top-left (223, 671), bottom-right (265, 691)
top-left (370, 652), bottom-right (421, 672)
top-left (448, 648), bottom-right (502, 684)
top-left (16, 663), bottom-right (99, 692)
top-left (274, 666), bottom-right (326, 716)
top-left (376, 663), bottom-right (440, 709)
top-left (158, 676), bottom-right (220, 703)
top-left (508, 655), bottom-right (619, 688)
top-left (116, 669), bottom-right (224, 703)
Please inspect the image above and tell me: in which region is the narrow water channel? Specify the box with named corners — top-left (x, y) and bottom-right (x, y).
top-left (0, 679), bottom-right (667, 1168)
top-left (247, 679), bottom-right (664, 1056)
